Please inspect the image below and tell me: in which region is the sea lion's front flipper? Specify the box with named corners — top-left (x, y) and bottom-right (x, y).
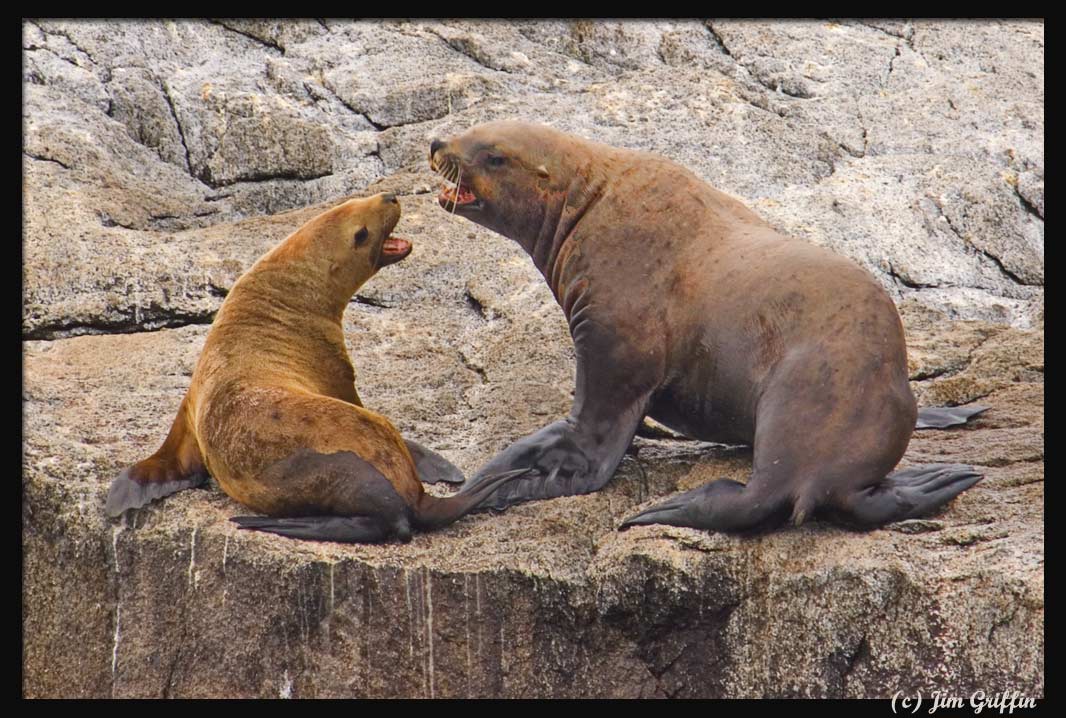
top-left (106, 397), bottom-right (208, 518)
top-left (459, 423), bottom-right (648, 511)
top-left (404, 438), bottom-right (465, 484)
top-left (915, 405), bottom-right (988, 429)
top-left (620, 479), bottom-right (790, 533)
top-left (464, 410), bottom-right (648, 511)
top-left (231, 515), bottom-right (405, 543)
top-left (465, 320), bottom-right (657, 511)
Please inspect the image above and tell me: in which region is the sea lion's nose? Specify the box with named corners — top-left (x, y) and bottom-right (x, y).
top-left (430, 139), bottom-right (445, 157)
top-left (380, 192), bottom-right (398, 204)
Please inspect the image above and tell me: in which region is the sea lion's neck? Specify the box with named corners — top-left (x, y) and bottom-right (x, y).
top-left (523, 162), bottom-right (608, 285)
top-left (227, 259), bottom-right (350, 326)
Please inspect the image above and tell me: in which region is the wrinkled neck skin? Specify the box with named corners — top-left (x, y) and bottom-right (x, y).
top-left (480, 149), bottom-right (613, 301)
top-left (529, 161), bottom-right (609, 283)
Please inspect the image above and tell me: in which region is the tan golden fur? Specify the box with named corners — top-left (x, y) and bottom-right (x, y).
top-left (126, 194), bottom-right (425, 515)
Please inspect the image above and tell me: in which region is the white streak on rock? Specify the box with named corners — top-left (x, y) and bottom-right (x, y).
top-left (425, 568), bottom-right (435, 698)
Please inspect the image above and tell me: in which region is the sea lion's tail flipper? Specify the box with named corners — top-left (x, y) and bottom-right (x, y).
top-left (105, 397), bottom-right (208, 518)
top-left (833, 463), bottom-right (984, 527)
top-left (915, 404), bottom-right (988, 429)
top-left (413, 468), bottom-right (533, 529)
top-left (404, 438), bottom-right (465, 484)
top-left (231, 515), bottom-right (404, 543)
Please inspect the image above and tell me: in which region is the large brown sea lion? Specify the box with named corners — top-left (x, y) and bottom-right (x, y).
top-left (105, 193), bottom-right (526, 542)
top-left (429, 121), bottom-right (985, 532)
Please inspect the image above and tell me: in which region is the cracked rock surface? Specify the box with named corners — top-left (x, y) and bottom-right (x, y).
top-left (23, 20), bottom-right (1042, 698)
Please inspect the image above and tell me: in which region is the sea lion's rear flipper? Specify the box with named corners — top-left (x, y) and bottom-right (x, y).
top-left (404, 438), bottom-right (464, 484)
top-left (105, 467), bottom-right (208, 518)
top-left (232, 450), bottom-right (414, 543)
top-left (413, 468), bottom-right (532, 529)
top-left (231, 515), bottom-right (404, 543)
top-left (832, 463), bottom-right (984, 527)
top-left (106, 397), bottom-right (208, 518)
top-left (620, 464), bottom-right (984, 533)
top-left (915, 405), bottom-right (988, 429)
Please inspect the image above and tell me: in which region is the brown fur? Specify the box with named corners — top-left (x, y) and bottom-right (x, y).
top-left (426, 121), bottom-right (983, 531)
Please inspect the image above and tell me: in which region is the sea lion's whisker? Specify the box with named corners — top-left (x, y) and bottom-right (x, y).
top-left (436, 163), bottom-right (457, 202)
top-left (445, 165), bottom-right (456, 206)
top-left (452, 165), bottom-right (463, 214)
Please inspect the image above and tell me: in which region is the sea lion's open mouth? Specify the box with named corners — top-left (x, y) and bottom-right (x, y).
top-left (438, 183), bottom-right (480, 210)
top-left (378, 236), bottom-right (412, 267)
top-left (431, 151), bottom-right (482, 212)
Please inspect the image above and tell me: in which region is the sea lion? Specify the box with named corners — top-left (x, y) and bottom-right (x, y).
top-left (428, 121), bottom-right (986, 532)
top-left (105, 192), bottom-right (526, 543)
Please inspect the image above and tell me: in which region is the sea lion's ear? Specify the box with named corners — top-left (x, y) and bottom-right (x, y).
top-left (535, 165), bottom-right (549, 179)
top-left (353, 226), bottom-right (369, 247)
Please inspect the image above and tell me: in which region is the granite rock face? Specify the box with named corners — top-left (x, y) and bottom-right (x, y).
top-left (23, 19), bottom-right (1043, 335)
top-left (23, 19), bottom-right (1042, 698)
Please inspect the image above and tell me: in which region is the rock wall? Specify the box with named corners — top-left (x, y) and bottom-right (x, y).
top-left (23, 19), bottom-right (1043, 698)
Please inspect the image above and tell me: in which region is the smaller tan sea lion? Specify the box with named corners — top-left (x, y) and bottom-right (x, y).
top-left (106, 193), bottom-right (526, 542)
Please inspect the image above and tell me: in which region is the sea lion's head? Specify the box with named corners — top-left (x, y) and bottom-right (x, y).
top-left (282, 192), bottom-right (412, 302)
top-left (428, 121), bottom-right (583, 247)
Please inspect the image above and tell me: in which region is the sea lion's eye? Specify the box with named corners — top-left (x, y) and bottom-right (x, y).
top-left (486, 154), bottom-right (506, 168)
top-left (353, 227), bottom-right (369, 247)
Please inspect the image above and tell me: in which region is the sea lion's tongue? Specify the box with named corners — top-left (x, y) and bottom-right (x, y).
top-left (439, 185), bottom-right (477, 205)
top-left (378, 236), bottom-right (412, 267)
